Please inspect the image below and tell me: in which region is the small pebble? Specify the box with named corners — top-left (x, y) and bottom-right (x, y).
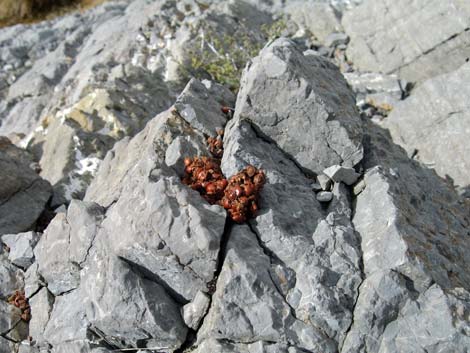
top-left (353, 179), bottom-right (366, 195)
top-left (317, 191), bottom-right (333, 202)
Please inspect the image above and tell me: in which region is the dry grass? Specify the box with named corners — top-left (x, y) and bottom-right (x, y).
top-left (0, 0), bottom-right (108, 28)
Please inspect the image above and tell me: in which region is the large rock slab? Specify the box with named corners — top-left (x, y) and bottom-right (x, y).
top-left (200, 110), bottom-right (362, 350)
top-left (197, 225), bottom-right (337, 353)
top-left (0, 141), bottom-right (51, 235)
top-left (343, 0), bottom-right (470, 82)
top-left (343, 119), bottom-right (470, 353)
top-left (235, 38), bottom-right (363, 175)
top-left (33, 200), bottom-right (105, 296)
top-left (383, 62), bottom-right (470, 192)
top-left (30, 79), bottom-right (232, 350)
top-left (83, 253), bottom-right (188, 349)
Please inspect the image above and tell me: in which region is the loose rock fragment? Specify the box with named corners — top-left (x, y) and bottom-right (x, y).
top-left (323, 165), bottom-right (360, 185)
top-left (324, 32), bottom-right (349, 48)
top-left (182, 290), bottom-right (211, 330)
top-left (1, 232), bottom-right (39, 269)
top-left (316, 191), bottom-right (333, 202)
top-left (317, 174), bottom-right (332, 190)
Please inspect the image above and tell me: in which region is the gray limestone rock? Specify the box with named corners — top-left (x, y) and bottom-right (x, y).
top-left (235, 38), bottom-right (363, 175)
top-left (324, 32), bottom-right (349, 48)
top-left (0, 254), bottom-right (24, 300)
top-left (24, 263), bottom-right (45, 299)
top-left (284, 2), bottom-right (342, 42)
top-left (0, 298), bottom-right (21, 335)
top-left (0, 146), bottom-right (51, 235)
top-left (317, 173), bottom-right (332, 191)
top-left (197, 225), bottom-right (337, 353)
top-left (343, 71), bottom-right (406, 108)
top-left (378, 285), bottom-right (470, 353)
top-left (323, 165), bottom-right (360, 185)
top-left (342, 0), bottom-right (470, 82)
top-left (220, 117), bottom-right (362, 347)
top-left (85, 100), bottom-right (227, 304)
top-left (182, 290), bottom-right (211, 330)
top-left (29, 287), bottom-right (55, 344)
top-left (82, 254), bottom-right (187, 349)
top-left (383, 62), bottom-right (470, 191)
top-left (1, 231), bottom-right (40, 269)
top-left (34, 200), bottom-right (104, 295)
top-left (342, 119), bottom-right (470, 353)
top-left (316, 191), bottom-right (334, 202)
top-left (354, 120), bottom-right (470, 292)
top-left (34, 213), bottom-right (80, 296)
top-left (174, 78), bottom-right (234, 136)
top-left (341, 270), bottom-right (414, 353)
top-left (43, 290), bottom-right (90, 346)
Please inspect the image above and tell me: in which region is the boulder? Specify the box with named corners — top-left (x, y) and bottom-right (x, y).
top-left (0, 143), bottom-right (51, 235)
top-left (82, 254), bottom-right (187, 349)
top-left (235, 38), bottom-right (363, 175)
top-left (29, 78), bottom-right (232, 349)
top-left (383, 62), bottom-right (470, 192)
top-left (343, 0), bottom-right (470, 82)
top-left (323, 165), bottom-right (360, 185)
top-left (215, 115), bottom-right (362, 347)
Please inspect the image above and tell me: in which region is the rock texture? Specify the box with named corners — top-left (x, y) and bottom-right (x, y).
top-left (0, 140), bottom-right (51, 235)
top-left (343, 0), bottom-right (470, 82)
top-left (342, 119), bottom-right (470, 353)
top-left (235, 38), bottom-right (363, 175)
top-left (0, 1), bottom-right (469, 352)
top-left (383, 62), bottom-right (470, 192)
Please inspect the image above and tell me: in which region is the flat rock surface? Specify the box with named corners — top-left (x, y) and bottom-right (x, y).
top-left (383, 62), bottom-right (470, 192)
top-left (343, 0), bottom-right (470, 82)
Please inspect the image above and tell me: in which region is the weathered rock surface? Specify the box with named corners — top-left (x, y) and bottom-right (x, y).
top-left (0, 254), bottom-right (24, 299)
top-left (383, 62), bottom-right (470, 192)
top-left (0, 142), bottom-right (51, 235)
top-left (284, 2), bottom-right (342, 42)
top-left (235, 38), bottom-right (363, 175)
top-left (29, 287), bottom-right (54, 344)
top-left (1, 1), bottom-right (469, 353)
top-left (343, 71), bottom-right (406, 109)
top-left (342, 119), bottom-right (470, 353)
top-left (25, 78), bottom-right (230, 350)
top-left (208, 90), bottom-right (363, 350)
top-left (1, 231), bottom-right (39, 269)
top-left (343, 0), bottom-right (470, 82)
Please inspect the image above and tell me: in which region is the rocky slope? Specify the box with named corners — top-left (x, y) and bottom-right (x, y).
top-left (0, 1), bottom-right (469, 353)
